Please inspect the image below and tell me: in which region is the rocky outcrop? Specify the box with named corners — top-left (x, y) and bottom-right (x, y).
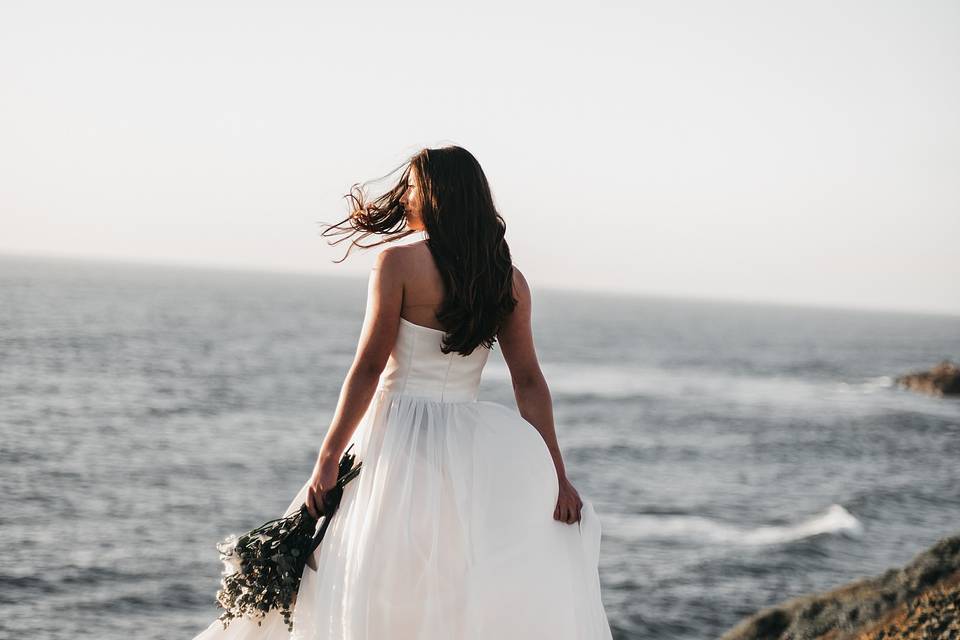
top-left (895, 360), bottom-right (960, 397)
top-left (720, 534), bottom-right (960, 640)
top-left (852, 571), bottom-right (960, 639)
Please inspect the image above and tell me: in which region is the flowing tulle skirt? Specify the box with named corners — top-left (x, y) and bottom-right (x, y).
top-left (192, 388), bottom-right (612, 640)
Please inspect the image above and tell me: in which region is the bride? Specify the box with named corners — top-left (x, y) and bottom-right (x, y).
top-left (192, 145), bottom-right (613, 639)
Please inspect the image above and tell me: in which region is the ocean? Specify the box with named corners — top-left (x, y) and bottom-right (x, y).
top-left (1, 254), bottom-right (958, 640)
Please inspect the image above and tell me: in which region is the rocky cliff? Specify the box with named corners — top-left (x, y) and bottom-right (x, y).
top-left (721, 534), bottom-right (960, 640)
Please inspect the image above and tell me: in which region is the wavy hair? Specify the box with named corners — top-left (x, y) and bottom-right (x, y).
top-left (318, 145), bottom-right (517, 356)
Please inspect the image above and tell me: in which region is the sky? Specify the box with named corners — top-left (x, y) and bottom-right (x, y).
top-left (1, 1), bottom-right (958, 315)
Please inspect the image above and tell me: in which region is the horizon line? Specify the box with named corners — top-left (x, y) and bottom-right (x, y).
top-left (2, 249), bottom-right (958, 320)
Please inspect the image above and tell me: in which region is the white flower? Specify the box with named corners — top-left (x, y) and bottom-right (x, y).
top-left (216, 533), bottom-right (242, 575)
top-left (221, 553), bottom-right (243, 576)
top-left (217, 533), bottom-right (239, 554)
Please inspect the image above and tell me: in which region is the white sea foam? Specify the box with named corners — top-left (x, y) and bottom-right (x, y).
top-left (485, 360), bottom-right (960, 419)
top-left (836, 376), bottom-right (895, 394)
top-left (602, 504), bottom-right (864, 546)
top-left (486, 359), bottom-right (844, 402)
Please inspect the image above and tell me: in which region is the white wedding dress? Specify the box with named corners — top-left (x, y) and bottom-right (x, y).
top-left (192, 316), bottom-right (613, 639)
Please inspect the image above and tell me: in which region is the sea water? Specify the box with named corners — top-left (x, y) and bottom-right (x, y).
top-left (1, 254), bottom-right (958, 639)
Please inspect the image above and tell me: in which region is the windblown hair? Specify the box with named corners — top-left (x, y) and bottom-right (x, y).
top-left (319, 145), bottom-right (517, 356)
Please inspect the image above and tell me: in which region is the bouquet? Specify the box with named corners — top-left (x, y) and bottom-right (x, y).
top-left (213, 444), bottom-right (363, 632)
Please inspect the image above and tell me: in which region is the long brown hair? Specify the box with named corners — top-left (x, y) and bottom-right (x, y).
top-left (319, 145), bottom-right (517, 356)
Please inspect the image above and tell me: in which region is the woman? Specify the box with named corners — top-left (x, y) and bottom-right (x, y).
top-left (192, 145), bottom-right (613, 640)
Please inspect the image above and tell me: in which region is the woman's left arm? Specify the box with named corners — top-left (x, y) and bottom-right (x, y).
top-left (305, 247), bottom-right (404, 518)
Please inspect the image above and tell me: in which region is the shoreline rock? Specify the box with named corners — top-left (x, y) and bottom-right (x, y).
top-left (852, 570), bottom-right (960, 639)
top-left (895, 360), bottom-right (960, 397)
top-left (720, 534), bottom-right (960, 640)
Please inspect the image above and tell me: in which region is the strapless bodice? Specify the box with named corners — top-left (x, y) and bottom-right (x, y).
top-left (376, 317), bottom-right (491, 403)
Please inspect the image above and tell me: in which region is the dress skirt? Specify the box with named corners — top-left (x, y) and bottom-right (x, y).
top-left (192, 387), bottom-right (612, 640)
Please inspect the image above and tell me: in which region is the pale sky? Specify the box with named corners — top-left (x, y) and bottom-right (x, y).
top-left (1, 1), bottom-right (958, 315)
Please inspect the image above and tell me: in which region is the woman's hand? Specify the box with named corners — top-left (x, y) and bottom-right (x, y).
top-left (305, 454), bottom-right (340, 520)
top-left (554, 475), bottom-right (584, 524)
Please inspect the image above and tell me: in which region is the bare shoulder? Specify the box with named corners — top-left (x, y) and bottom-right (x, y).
top-left (378, 240), bottom-right (429, 266)
top-left (511, 265), bottom-right (531, 304)
top-left (501, 264), bottom-right (532, 334)
top-left (373, 242), bottom-right (418, 273)
top-left (372, 241), bottom-right (441, 310)
top-left (393, 240), bottom-right (447, 293)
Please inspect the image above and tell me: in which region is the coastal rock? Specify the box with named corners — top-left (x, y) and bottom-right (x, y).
top-left (853, 571), bottom-right (960, 640)
top-left (895, 360), bottom-right (960, 397)
top-left (720, 534), bottom-right (960, 640)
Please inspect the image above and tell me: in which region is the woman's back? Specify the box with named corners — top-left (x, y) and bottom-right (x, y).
top-left (391, 239), bottom-right (535, 383)
top-left (395, 239), bottom-right (451, 332)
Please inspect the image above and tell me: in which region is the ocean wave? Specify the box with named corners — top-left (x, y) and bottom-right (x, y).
top-left (601, 504), bottom-right (863, 546)
top-left (485, 361), bottom-right (826, 403)
top-left (485, 361), bottom-right (960, 421)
